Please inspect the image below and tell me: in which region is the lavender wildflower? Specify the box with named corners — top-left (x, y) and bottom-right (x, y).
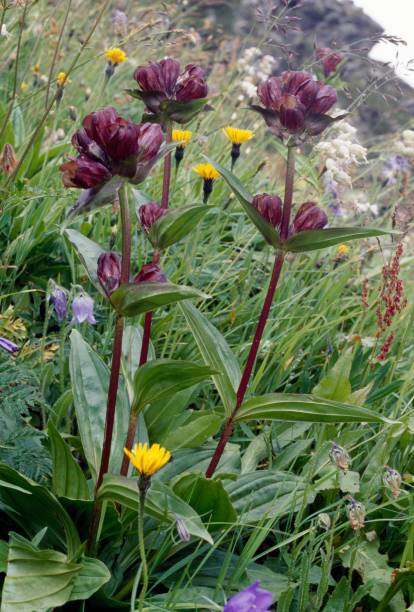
top-left (0, 337), bottom-right (19, 353)
top-left (224, 581), bottom-right (273, 612)
top-left (71, 293), bottom-right (97, 325)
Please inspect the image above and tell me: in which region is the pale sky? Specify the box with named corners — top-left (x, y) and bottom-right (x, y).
top-left (351, 0), bottom-right (414, 87)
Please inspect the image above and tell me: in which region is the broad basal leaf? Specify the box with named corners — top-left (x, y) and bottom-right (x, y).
top-left (111, 282), bottom-right (209, 317)
top-left (162, 412), bottom-right (223, 450)
top-left (69, 330), bottom-right (129, 480)
top-left (235, 393), bottom-right (393, 424)
top-left (48, 422), bottom-right (90, 501)
top-left (1, 533), bottom-right (110, 612)
top-left (312, 349), bottom-right (353, 402)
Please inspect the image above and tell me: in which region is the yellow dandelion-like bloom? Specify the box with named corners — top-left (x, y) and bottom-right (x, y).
top-left (105, 47), bottom-right (127, 65)
top-left (172, 129), bottom-right (192, 148)
top-left (336, 243), bottom-right (350, 257)
top-left (193, 163), bottom-right (220, 181)
top-left (123, 443), bottom-right (171, 478)
top-left (32, 63), bottom-right (40, 74)
top-left (223, 126), bottom-right (254, 145)
top-left (20, 81), bottom-right (29, 92)
top-left (56, 71), bottom-right (69, 87)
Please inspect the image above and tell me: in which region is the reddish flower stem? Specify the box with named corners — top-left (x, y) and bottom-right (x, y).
top-left (120, 125), bottom-right (173, 477)
top-left (87, 183), bottom-right (131, 552)
top-left (205, 146), bottom-right (296, 479)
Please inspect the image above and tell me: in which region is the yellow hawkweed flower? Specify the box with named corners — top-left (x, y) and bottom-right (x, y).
top-left (32, 63), bottom-right (40, 74)
top-left (193, 163), bottom-right (220, 181)
top-left (20, 81), bottom-right (29, 92)
top-left (172, 129), bottom-right (192, 148)
top-left (104, 47), bottom-right (127, 65)
top-left (123, 443), bottom-right (171, 478)
top-left (336, 243), bottom-right (350, 257)
top-left (56, 71), bottom-right (69, 87)
top-left (193, 163), bottom-right (220, 203)
top-left (223, 126), bottom-right (254, 145)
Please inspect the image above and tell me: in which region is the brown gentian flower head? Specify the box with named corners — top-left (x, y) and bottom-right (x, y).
top-left (60, 106), bottom-right (163, 190)
top-left (97, 251), bottom-right (122, 296)
top-left (316, 47), bottom-right (344, 77)
top-left (293, 202), bottom-right (328, 233)
top-left (134, 263), bottom-right (167, 284)
top-left (252, 193), bottom-right (283, 227)
top-left (253, 71), bottom-right (338, 141)
top-left (131, 58), bottom-right (208, 123)
top-left (139, 202), bottom-right (166, 233)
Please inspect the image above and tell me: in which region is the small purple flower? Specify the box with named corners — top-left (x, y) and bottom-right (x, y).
top-left (49, 284), bottom-right (68, 322)
top-left (224, 581), bottom-right (272, 612)
top-left (71, 293), bottom-right (97, 325)
top-left (0, 337), bottom-right (19, 353)
top-left (316, 47), bottom-right (344, 77)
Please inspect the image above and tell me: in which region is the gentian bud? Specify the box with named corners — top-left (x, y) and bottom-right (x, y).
top-left (139, 202), bottom-right (165, 233)
top-left (316, 47), bottom-right (344, 77)
top-left (0, 143), bottom-right (17, 175)
top-left (0, 336), bottom-right (19, 353)
top-left (224, 581), bottom-right (273, 612)
top-left (329, 442), bottom-right (351, 473)
top-left (383, 466), bottom-right (402, 498)
top-left (293, 202), bottom-right (328, 232)
top-left (252, 193), bottom-right (283, 227)
top-left (71, 293), bottom-right (97, 325)
top-left (175, 515), bottom-right (191, 542)
top-left (49, 282), bottom-right (68, 322)
top-left (97, 251), bottom-right (122, 295)
top-left (134, 263), bottom-right (167, 284)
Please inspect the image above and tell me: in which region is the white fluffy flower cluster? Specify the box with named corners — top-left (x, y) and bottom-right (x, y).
top-left (315, 121), bottom-right (367, 186)
top-left (237, 47), bottom-right (276, 99)
top-left (395, 130), bottom-right (414, 158)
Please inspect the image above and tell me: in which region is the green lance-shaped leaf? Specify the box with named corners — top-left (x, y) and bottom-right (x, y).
top-left (131, 358), bottom-right (218, 414)
top-left (48, 421), bottom-right (90, 501)
top-left (283, 227), bottom-right (398, 253)
top-left (1, 533), bottom-right (110, 612)
top-left (179, 301), bottom-right (241, 416)
top-left (69, 330), bottom-right (130, 480)
top-left (235, 393), bottom-right (395, 424)
top-left (98, 476), bottom-right (213, 544)
top-left (110, 282), bottom-right (209, 317)
top-left (64, 229), bottom-right (105, 295)
top-left (147, 204), bottom-right (210, 249)
top-left (162, 412), bottom-right (224, 450)
top-left (206, 156), bottom-right (282, 248)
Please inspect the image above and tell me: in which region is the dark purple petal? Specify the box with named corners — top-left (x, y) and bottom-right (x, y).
top-left (0, 337), bottom-right (19, 353)
top-left (293, 201), bottom-right (328, 232)
top-left (309, 83), bottom-right (337, 114)
top-left (134, 263), bottom-right (167, 284)
top-left (133, 58), bottom-right (180, 97)
top-left (252, 193), bottom-right (283, 227)
top-left (257, 77), bottom-right (283, 110)
top-left (60, 156), bottom-right (111, 189)
top-left (279, 95), bottom-right (306, 131)
top-left (136, 123), bottom-right (164, 162)
top-left (160, 58), bottom-right (181, 96)
top-left (97, 251), bottom-right (122, 295)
